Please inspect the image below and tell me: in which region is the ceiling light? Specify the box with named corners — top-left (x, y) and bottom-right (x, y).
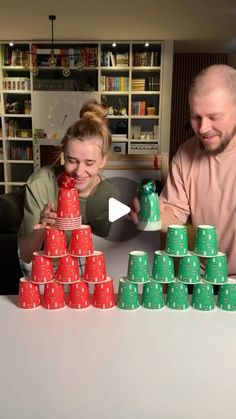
top-left (145, 42), bottom-right (149, 47)
top-left (48, 15), bottom-right (57, 66)
top-left (9, 42), bottom-right (14, 47)
top-left (112, 42), bottom-right (117, 47)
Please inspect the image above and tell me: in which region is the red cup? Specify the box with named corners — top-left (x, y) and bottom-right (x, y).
top-left (56, 254), bottom-right (80, 283)
top-left (56, 216), bottom-right (82, 231)
top-left (30, 251), bottom-right (54, 283)
top-left (43, 226), bottom-right (68, 257)
top-left (57, 188), bottom-right (80, 218)
top-left (70, 225), bottom-right (94, 256)
top-left (84, 251), bottom-right (107, 283)
top-left (92, 277), bottom-right (115, 309)
top-left (68, 280), bottom-right (91, 309)
top-left (18, 277), bottom-right (41, 309)
top-left (42, 282), bottom-right (66, 309)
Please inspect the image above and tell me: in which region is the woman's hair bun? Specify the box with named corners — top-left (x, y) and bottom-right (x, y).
top-left (79, 100), bottom-right (108, 122)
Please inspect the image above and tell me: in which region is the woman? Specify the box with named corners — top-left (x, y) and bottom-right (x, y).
top-left (18, 100), bottom-right (118, 265)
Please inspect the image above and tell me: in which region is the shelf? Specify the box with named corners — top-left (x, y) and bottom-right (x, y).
top-left (0, 40), bottom-right (173, 192)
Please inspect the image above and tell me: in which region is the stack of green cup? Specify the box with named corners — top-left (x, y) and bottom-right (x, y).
top-left (141, 280), bottom-right (164, 309)
top-left (152, 250), bottom-right (174, 283)
top-left (204, 252), bottom-right (228, 284)
top-left (191, 282), bottom-right (215, 311)
top-left (165, 225), bottom-right (188, 256)
top-left (127, 250), bottom-right (150, 283)
top-left (217, 278), bottom-right (236, 311)
top-left (117, 278), bottom-right (140, 310)
top-left (177, 252), bottom-right (201, 284)
top-left (194, 225), bottom-right (218, 257)
top-left (166, 281), bottom-right (189, 310)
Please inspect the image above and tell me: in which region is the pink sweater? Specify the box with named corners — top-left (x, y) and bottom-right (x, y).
top-left (160, 136), bottom-right (236, 276)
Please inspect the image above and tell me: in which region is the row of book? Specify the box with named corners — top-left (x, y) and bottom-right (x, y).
top-left (100, 76), bottom-right (129, 92)
top-left (2, 77), bottom-right (31, 91)
top-left (2, 46), bottom-right (30, 67)
top-left (9, 146), bottom-right (33, 160)
top-left (132, 51), bottom-right (160, 67)
top-left (101, 51), bottom-right (129, 67)
top-left (131, 101), bottom-right (147, 115)
top-left (131, 79), bottom-right (146, 91)
top-left (101, 51), bottom-right (160, 67)
top-left (31, 45), bottom-right (98, 68)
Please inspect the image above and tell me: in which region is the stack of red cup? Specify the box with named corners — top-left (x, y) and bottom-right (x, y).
top-left (70, 225), bottom-right (94, 256)
top-left (56, 254), bottom-right (80, 284)
top-left (42, 282), bottom-right (66, 309)
top-left (56, 172), bottom-right (82, 230)
top-left (68, 281), bottom-right (91, 309)
top-left (84, 251), bottom-right (107, 283)
top-left (92, 277), bottom-right (115, 309)
top-left (43, 226), bottom-right (67, 257)
top-left (18, 277), bottom-right (41, 309)
top-left (30, 251), bottom-right (54, 284)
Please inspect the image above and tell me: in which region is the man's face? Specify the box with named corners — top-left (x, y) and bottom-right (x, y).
top-left (189, 89), bottom-right (236, 155)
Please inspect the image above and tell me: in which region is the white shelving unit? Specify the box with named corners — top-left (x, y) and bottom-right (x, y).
top-left (0, 41), bottom-right (173, 193)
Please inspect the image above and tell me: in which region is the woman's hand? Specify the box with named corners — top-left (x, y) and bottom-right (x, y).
top-left (34, 202), bottom-right (57, 230)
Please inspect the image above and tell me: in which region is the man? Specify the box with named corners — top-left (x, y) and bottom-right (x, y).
top-left (131, 64), bottom-right (236, 276)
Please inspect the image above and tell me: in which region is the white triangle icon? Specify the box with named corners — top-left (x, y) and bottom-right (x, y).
top-left (109, 198), bottom-right (131, 222)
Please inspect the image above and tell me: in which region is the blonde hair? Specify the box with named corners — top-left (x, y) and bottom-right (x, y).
top-left (189, 64), bottom-right (236, 104)
top-left (60, 100), bottom-right (112, 156)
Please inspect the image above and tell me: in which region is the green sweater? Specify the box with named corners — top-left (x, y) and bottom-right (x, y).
top-left (19, 165), bottom-right (119, 238)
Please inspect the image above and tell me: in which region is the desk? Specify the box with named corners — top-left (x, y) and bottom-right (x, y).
top-left (1, 296), bottom-right (236, 419)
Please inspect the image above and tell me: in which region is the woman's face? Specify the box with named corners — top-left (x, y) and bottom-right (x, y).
top-left (64, 138), bottom-right (107, 195)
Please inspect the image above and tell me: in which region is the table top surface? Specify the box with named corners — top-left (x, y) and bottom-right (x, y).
top-left (1, 295), bottom-right (236, 419)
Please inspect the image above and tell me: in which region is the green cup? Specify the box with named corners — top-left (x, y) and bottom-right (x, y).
top-left (138, 192), bottom-right (162, 231)
top-left (166, 281), bottom-right (189, 310)
top-left (142, 280), bottom-right (164, 309)
top-left (152, 250), bottom-right (175, 283)
top-left (191, 281), bottom-right (215, 311)
top-left (117, 277), bottom-right (140, 310)
top-left (177, 252), bottom-right (201, 284)
top-left (204, 252), bottom-right (228, 284)
top-left (217, 278), bottom-right (236, 311)
top-left (165, 225), bottom-right (188, 256)
top-left (127, 250), bottom-right (150, 283)
top-left (194, 225), bottom-right (218, 257)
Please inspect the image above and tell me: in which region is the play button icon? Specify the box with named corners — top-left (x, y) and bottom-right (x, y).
top-left (108, 198), bottom-right (130, 222)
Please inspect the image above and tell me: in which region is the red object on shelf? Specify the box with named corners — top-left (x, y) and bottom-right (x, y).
top-left (153, 155), bottom-right (158, 170)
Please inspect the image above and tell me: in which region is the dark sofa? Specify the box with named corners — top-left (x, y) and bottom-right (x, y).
top-left (0, 187), bottom-right (25, 294)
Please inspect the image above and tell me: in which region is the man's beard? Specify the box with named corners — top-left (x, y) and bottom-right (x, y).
top-left (199, 126), bottom-right (236, 156)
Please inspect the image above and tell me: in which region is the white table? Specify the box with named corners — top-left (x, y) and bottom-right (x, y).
top-left (1, 295), bottom-right (236, 419)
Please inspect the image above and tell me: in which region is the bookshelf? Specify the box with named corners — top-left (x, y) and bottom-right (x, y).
top-left (0, 41), bottom-right (173, 192)
top-left (0, 43), bottom-right (35, 193)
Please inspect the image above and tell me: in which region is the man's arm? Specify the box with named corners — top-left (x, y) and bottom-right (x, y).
top-left (160, 203), bottom-right (183, 232)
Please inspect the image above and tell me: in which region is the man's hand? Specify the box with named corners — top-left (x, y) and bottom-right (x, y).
top-left (34, 202), bottom-right (57, 230)
top-left (127, 196), bottom-right (140, 224)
